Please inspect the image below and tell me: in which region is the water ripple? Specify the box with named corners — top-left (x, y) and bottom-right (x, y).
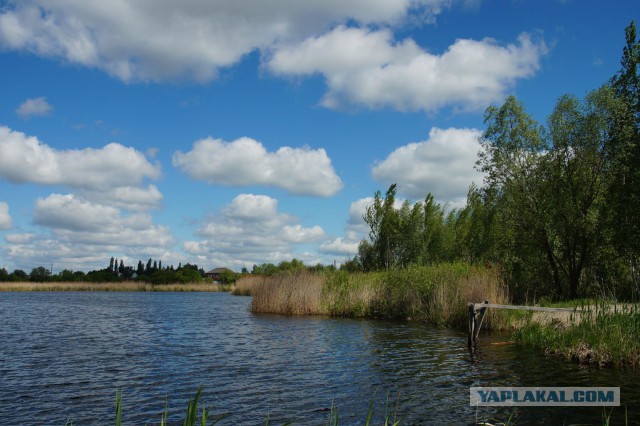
top-left (0, 292), bottom-right (638, 425)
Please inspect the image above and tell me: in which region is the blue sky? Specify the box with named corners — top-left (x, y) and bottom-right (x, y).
top-left (0, 0), bottom-right (637, 273)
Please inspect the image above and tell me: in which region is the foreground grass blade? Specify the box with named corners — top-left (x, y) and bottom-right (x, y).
top-left (115, 388), bottom-right (123, 426)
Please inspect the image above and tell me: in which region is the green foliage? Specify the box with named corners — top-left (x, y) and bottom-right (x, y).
top-left (29, 266), bottom-right (51, 282)
top-left (175, 266), bottom-right (203, 283)
top-left (11, 269), bottom-right (27, 281)
top-left (86, 269), bottom-right (120, 283)
top-left (217, 270), bottom-right (240, 284)
top-left (359, 185), bottom-right (464, 271)
top-left (251, 259), bottom-right (313, 276)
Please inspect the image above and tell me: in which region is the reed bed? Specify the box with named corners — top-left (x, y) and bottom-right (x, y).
top-left (250, 263), bottom-right (511, 329)
top-left (0, 281), bottom-right (232, 292)
top-left (231, 275), bottom-right (263, 296)
top-left (250, 271), bottom-right (325, 315)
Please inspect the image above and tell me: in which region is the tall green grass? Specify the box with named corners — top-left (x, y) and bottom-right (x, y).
top-left (514, 301), bottom-right (640, 367)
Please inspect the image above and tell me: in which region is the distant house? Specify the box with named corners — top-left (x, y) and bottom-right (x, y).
top-left (204, 267), bottom-right (233, 282)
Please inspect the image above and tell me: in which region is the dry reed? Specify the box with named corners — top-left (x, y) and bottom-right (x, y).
top-left (250, 271), bottom-right (326, 315)
top-left (231, 275), bottom-right (263, 296)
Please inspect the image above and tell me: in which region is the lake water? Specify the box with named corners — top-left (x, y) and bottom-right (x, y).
top-left (0, 291), bottom-right (638, 425)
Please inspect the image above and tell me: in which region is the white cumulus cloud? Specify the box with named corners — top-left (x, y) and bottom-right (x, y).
top-left (82, 185), bottom-right (164, 212)
top-left (319, 237), bottom-right (359, 256)
top-left (0, 0), bottom-right (450, 83)
top-left (3, 193), bottom-right (178, 271)
top-left (283, 224), bottom-right (325, 243)
top-left (16, 97), bottom-right (53, 118)
top-left (0, 126), bottom-right (163, 210)
top-left (172, 136), bottom-right (343, 197)
top-left (372, 127), bottom-right (484, 205)
top-left (184, 193), bottom-right (326, 270)
top-left (34, 194), bottom-right (121, 232)
top-left (268, 27), bottom-right (547, 112)
top-left (0, 202), bottom-right (12, 230)
top-left (33, 194), bottom-right (173, 244)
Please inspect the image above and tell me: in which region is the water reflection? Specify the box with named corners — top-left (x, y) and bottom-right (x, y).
top-left (0, 292), bottom-right (637, 425)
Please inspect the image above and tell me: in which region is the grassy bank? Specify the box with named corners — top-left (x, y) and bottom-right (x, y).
top-left (241, 263), bottom-right (512, 329)
top-left (514, 303), bottom-right (640, 367)
top-left (0, 281), bottom-right (234, 292)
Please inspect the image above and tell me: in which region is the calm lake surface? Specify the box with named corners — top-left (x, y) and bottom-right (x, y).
top-left (0, 292), bottom-right (638, 425)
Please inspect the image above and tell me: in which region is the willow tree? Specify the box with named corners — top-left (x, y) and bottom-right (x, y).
top-left (478, 88), bottom-right (623, 299)
top-left (477, 96), bottom-right (556, 297)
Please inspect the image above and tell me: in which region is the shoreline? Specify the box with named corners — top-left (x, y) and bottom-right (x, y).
top-left (0, 281), bottom-right (234, 292)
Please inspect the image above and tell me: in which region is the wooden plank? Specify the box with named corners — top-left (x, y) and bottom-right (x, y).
top-left (472, 303), bottom-right (579, 313)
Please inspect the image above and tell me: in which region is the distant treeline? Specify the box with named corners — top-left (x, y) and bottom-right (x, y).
top-left (0, 257), bottom-right (338, 285)
top-left (345, 22), bottom-right (640, 303)
top-left (0, 259), bottom-right (208, 284)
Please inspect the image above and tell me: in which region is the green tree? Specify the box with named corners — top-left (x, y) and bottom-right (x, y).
top-left (611, 21), bottom-right (640, 120)
top-left (175, 266), bottom-right (202, 283)
top-left (57, 269), bottom-right (76, 282)
top-left (608, 21), bottom-right (640, 297)
top-left (10, 269), bottom-right (28, 281)
top-left (340, 257), bottom-right (363, 272)
top-left (363, 183), bottom-right (400, 270)
top-left (422, 193), bottom-right (446, 263)
top-left (278, 258), bottom-right (305, 272)
top-left (218, 269), bottom-right (239, 284)
top-left (29, 266), bottom-right (51, 282)
top-left (454, 184), bottom-right (499, 263)
top-left (479, 89), bottom-right (625, 299)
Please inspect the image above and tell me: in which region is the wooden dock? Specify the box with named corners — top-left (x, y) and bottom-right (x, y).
top-left (467, 301), bottom-right (580, 347)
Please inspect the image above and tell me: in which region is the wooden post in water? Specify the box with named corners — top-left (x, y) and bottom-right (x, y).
top-left (474, 300), bottom-right (489, 341)
top-left (467, 303), bottom-right (475, 347)
top-left (468, 300), bottom-right (489, 346)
